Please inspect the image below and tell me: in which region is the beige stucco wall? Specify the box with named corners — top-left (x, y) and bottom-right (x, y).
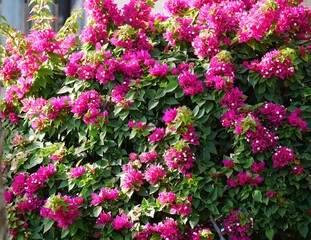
top-left (304, 0), bottom-right (311, 7)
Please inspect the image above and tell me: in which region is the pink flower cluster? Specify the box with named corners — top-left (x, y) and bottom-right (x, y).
top-left (150, 62), bottom-right (169, 78)
top-left (134, 218), bottom-right (181, 240)
top-left (186, 226), bottom-right (213, 240)
top-left (221, 108), bottom-right (281, 154)
top-left (162, 106), bottom-right (199, 145)
top-left (164, 147), bottom-right (195, 174)
top-left (40, 193), bottom-right (83, 229)
top-left (158, 191), bottom-right (192, 216)
top-left (182, 125), bottom-right (200, 145)
top-left (247, 50), bottom-right (295, 79)
top-left (238, 0), bottom-right (278, 43)
top-left (178, 70), bottom-right (204, 95)
top-left (205, 52), bottom-right (235, 90)
top-left (111, 84), bottom-right (131, 107)
top-left (165, 0), bottom-right (190, 16)
top-left (260, 103), bottom-right (286, 126)
top-left (11, 133), bottom-right (27, 146)
top-left (139, 151), bottom-right (158, 163)
top-left (144, 164), bottom-right (167, 184)
top-left (96, 211), bottom-right (111, 226)
top-left (157, 191), bottom-right (176, 205)
top-left (170, 200), bottom-right (192, 216)
top-left (287, 108), bottom-right (307, 132)
top-left (21, 96), bottom-right (71, 131)
top-left (272, 146), bottom-right (295, 168)
top-left (111, 83), bottom-right (131, 108)
top-left (245, 125), bottom-right (278, 153)
top-left (71, 90), bottom-right (108, 124)
top-left (148, 127), bottom-right (166, 143)
top-left (17, 193), bottom-right (42, 213)
top-left (163, 108), bottom-right (178, 125)
top-left (121, 163), bottom-right (144, 190)
top-left (227, 171), bottom-right (263, 188)
top-left (275, 5), bottom-right (311, 40)
top-left (81, 0), bottom-right (121, 44)
top-left (192, 0), bottom-right (245, 58)
top-left (251, 162), bottom-right (265, 174)
top-left (219, 87), bottom-right (246, 110)
top-left (12, 164), bottom-right (55, 195)
top-left (112, 213), bottom-right (133, 230)
top-left (69, 166), bottom-right (86, 179)
top-left (0, 101), bottom-right (19, 125)
top-left (223, 159), bottom-right (235, 169)
top-left (223, 210), bottom-right (252, 240)
top-left (128, 120), bottom-right (147, 130)
top-left (192, 29), bottom-right (219, 59)
top-left (27, 29), bottom-right (59, 54)
top-left (91, 187), bottom-right (119, 205)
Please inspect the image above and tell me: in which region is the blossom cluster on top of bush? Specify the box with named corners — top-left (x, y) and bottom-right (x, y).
top-left (0, 0), bottom-right (310, 239)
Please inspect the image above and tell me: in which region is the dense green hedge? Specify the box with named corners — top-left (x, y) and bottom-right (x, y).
top-left (0, 0), bottom-right (310, 239)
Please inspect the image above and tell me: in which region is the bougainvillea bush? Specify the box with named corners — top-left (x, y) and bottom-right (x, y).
top-left (0, 0), bottom-right (310, 239)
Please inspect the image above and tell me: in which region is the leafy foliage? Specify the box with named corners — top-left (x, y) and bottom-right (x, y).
top-left (0, 0), bottom-right (310, 239)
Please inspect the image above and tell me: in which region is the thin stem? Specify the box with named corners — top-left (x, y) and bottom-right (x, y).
top-left (209, 214), bottom-right (226, 240)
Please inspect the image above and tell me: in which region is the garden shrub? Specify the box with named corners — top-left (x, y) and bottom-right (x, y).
top-left (0, 0), bottom-right (310, 239)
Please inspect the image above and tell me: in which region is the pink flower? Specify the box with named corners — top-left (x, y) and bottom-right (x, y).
top-left (4, 191), bottom-right (13, 203)
top-left (223, 210), bottom-right (252, 240)
top-left (163, 108), bottom-right (178, 124)
top-left (170, 203), bottom-right (192, 216)
top-left (12, 173), bottom-right (27, 195)
top-left (40, 193), bottom-right (83, 229)
top-left (144, 164), bottom-right (167, 184)
top-left (292, 166), bottom-right (304, 175)
top-left (237, 172), bottom-right (252, 186)
top-left (251, 162), bottom-right (265, 174)
top-left (178, 70), bottom-right (204, 95)
top-left (287, 108), bottom-right (308, 132)
top-left (220, 87), bottom-right (246, 109)
top-left (223, 159), bottom-right (235, 169)
top-left (272, 147), bottom-right (295, 168)
top-left (139, 151), bottom-right (158, 163)
top-left (158, 191), bottom-right (176, 205)
top-left (121, 164), bottom-right (144, 190)
top-left (150, 62), bottom-right (168, 78)
top-left (91, 188), bottom-right (119, 205)
top-left (260, 103), bottom-right (286, 125)
top-left (50, 154), bottom-right (63, 162)
top-left (96, 211), bottom-right (111, 226)
top-left (266, 190), bottom-right (276, 198)
top-left (129, 152), bottom-right (139, 161)
top-left (148, 128), bottom-right (166, 143)
top-left (69, 166), bottom-right (86, 179)
top-left (112, 213), bottom-right (133, 230)
top-left (182, 125), bottom-right (200, 145)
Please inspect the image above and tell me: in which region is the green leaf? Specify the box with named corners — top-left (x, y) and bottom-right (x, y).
top-left (265, 228), bottom-right (275, 240)
top-left (278, 207), bottom-right (286, 217)
top-left (61, 228), bottom-right (70, 238)
top-left (150, 233), bottom-right (161, 240)
top-left (205, 141), bottom-right (217, 154)
top-left (93, 206), bottom-right (102, 217)
top-left (165, 97), bottom-right (179, 105)
top-left (155, 88), bottom-right (166, 99)
top-left (148, 99), bottom-right (159, 110)
top-left (189, 214), bottom-right (200, 228)
top-left (43, 219), bottom-right (54, 233)
top-left (252, 190), bottom-right (262, 202)
top-left (57, 86), bottom-right (72, 94)
top-left (165, 79), bottom-right (179, 93)
top-left (298, 222), bottom-right (309, 238)
top-left (149, 184), bottom-right (159, 194)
